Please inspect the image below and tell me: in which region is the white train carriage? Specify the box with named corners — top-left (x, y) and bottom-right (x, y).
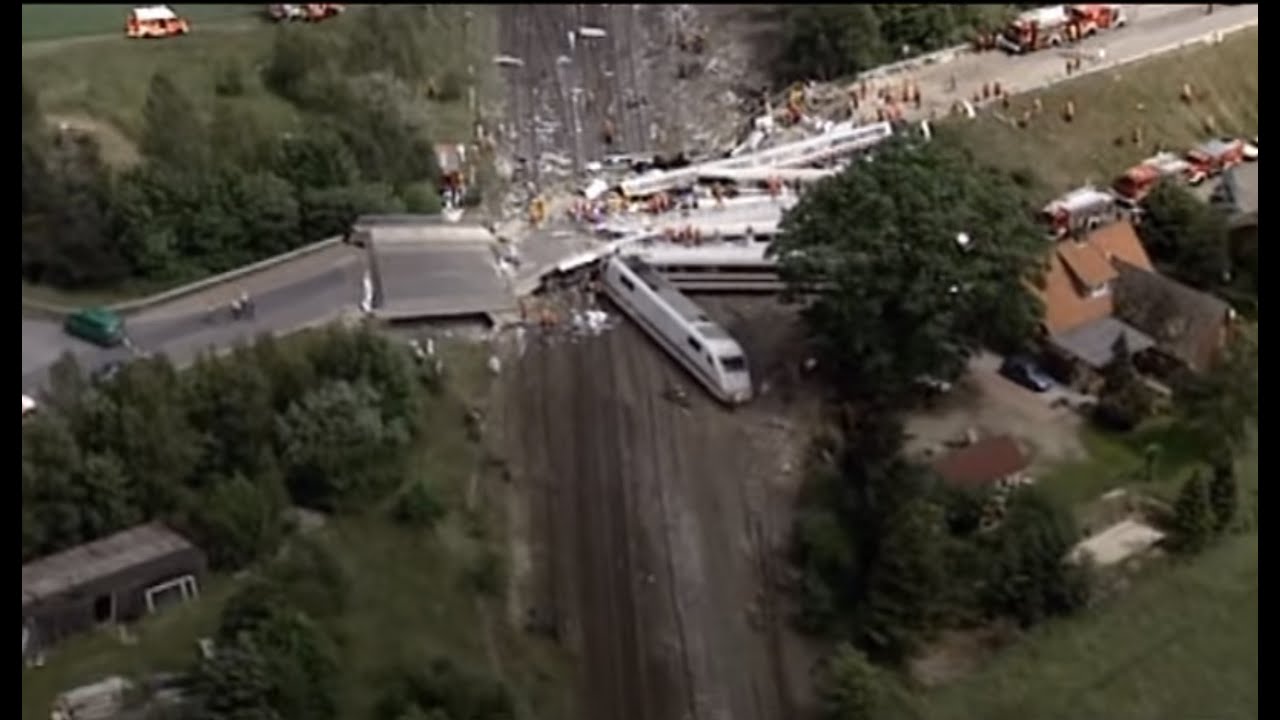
top-left (601, 256), bottom-right (753, 405)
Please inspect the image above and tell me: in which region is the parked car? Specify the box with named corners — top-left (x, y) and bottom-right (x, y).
top-left (999, 356), bottom-right (1054, 393)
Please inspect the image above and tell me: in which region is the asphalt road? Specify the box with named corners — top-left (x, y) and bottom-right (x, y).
top-left (22, 258), bottom-right (364, 392)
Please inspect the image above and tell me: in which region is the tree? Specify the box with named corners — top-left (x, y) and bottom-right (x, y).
top-left (191, 637), bottom-right (283, 720)
top-left (214, 583), bottom-right (340, 720)
top-left (299, 183), bottom-right (404, 241)
top-left (263, 25), bottom-right (337, 104)
top-left (780, 6), bottom-right (886, 82)
top-left (94, 356), bottom-right (202, 512)
top-left (21, 133), bottom-right (125, 288)
top-left (978, 488), bottom-right (1089, 626)
top-left (873, 4), bottom-right (958, 56)
top-left (271, 128), bottom-right (360, 191)
top-left (1173, 328), bottom-right (1257, 454)
top-left (141, 71), bottom-right (208, 168)
top-left (277, 379), bottom-right (408, 509)
top-left (1171, 470), bottom-right (1215, 553)
top-left (1208, 458), bottom-right (1238, 534)
top-left (392, 480), bottom-right (446, 528)
top-left (858, 498), bottom-right (949, 661)
top-left (813, 643), bottom-right (884, 720)
top-left (328, 75), bottom-right (441, 189)
top-left (1092, 334), bottom-right (1154, 432)
top-left (1138, 180), bottom-right (1232, 290)
top-left (209, 101), bottom-right (272, 171)
top-left (189, 473), bottom-right (287, 570)
top-left (772, 137), bottom-right (1046, 405)
top-left (22, 408), bottom-right (143, 560)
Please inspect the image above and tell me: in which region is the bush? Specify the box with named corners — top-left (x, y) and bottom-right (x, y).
top-left (392, 480), bottom-right (446, 528)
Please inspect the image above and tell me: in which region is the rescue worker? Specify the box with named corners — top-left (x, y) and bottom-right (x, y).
top-left (239, 289), bottom-right (255, 319)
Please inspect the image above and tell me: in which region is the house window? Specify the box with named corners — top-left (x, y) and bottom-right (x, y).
top-left (687, 337), bottom-right (703, 353)
top-left (618, 275), bottom-right (635, 292)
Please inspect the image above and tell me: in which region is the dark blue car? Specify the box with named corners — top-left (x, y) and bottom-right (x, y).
top-left (999, 356), bottom-right (1054, 393)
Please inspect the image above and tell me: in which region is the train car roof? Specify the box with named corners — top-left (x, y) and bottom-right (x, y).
top-left (618, 257), bottom-right (746, 357)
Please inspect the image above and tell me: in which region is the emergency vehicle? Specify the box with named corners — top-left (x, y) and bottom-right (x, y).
top-left (1184, 138), bottom-right (1248, 185)
top-left (1041, 186), bottom-right (1121, 238)
top-left (997, 4), bottom-right (1126, 54)
top-left (267, 4), bottom-right (344, 22)
top-left (1112, 152), bottom-right (1194, 206)
top-left (125, 6), bottom-right (190, 39)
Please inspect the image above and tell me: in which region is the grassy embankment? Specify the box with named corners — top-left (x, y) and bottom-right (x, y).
top-left (943, 27), bottom-right (1258, 197)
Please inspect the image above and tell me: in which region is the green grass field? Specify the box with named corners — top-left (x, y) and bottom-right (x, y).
top-left (945, 28), bottom-right (1259, 199)
top-left (22, 5), bottom-right (259, 43)
top-left (20, 341), bottom-right (571, 720)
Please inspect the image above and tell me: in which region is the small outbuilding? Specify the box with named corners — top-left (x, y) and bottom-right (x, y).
top-left (931, 435), bottom-right (1032, 489)
top-left (22, 523), bottom-right (206, 657)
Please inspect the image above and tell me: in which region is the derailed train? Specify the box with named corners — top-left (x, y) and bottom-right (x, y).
top-left (600, 256), bottom-right (754, 405)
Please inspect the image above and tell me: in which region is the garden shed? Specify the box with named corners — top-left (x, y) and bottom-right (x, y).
top-left (22, 523), bottom-right (206, 657)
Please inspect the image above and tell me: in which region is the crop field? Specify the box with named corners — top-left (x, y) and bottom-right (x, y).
top-left (22, 5), bottom-right (258, 43)
top-left (945, 27), bottom-right (1259, 198)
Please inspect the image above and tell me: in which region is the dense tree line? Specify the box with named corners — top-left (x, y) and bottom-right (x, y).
top-left (21, 6), bottom-right (451, 290)
top-left (777, 5), bottom-right (1039, 83)
top-left (21, 325), bottom-right (436, 569)
top-left (774, 134), bottom-right (1093, 713)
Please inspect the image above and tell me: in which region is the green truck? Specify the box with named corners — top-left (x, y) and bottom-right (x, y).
top-left (63, 307), bottom-right (126, 347)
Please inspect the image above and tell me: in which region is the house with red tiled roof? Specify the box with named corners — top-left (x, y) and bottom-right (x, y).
top-left (1035, 220), bottom-right (1234, 384)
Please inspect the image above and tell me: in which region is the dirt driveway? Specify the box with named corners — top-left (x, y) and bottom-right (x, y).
top-left (490, 296), bottom-right (822, 720)
top-left (905, 351), bottom-right (1085, 469)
